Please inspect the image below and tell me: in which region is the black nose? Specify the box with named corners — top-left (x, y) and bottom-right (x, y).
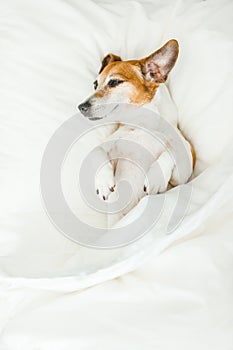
top-left (78, 101), bottom-right (91, 115)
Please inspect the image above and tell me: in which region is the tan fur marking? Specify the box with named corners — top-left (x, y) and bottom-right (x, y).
top-left (94, 89), bottom-right (106, 98)
top-left (95, 60), bottom-right (159, 104)
top-left (190, 143), bottom-right (196, 169)
top-left (95, 40), bottom-right (179, 104)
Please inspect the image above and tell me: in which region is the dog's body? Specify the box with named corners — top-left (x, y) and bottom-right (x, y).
top-left (78, 40), bottom-right (195, 226)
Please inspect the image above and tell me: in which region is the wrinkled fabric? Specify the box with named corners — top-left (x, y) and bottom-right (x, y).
top-left (0, 0), bottom-right (233, 348)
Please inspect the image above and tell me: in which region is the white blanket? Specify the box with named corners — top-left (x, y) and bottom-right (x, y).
top-left (0, 0), bottom-right (233, 348)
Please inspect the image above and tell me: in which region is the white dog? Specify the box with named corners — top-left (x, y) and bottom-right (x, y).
top-left (78, 40), bottom-right (195, 226)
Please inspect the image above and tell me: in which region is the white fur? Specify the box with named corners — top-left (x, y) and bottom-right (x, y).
top-left (95, 84), bottom-right (193, 227)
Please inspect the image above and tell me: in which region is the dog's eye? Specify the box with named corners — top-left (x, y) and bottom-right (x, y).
top-left (107, 79), bottom-right (124, 88)
top-left (93, 80), bottom-right (98, 90)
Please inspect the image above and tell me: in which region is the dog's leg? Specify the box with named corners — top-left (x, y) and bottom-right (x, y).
top-left (143, 151), bottom-right (175, 195)
top-left (95, 147), bottom-right (115, 201)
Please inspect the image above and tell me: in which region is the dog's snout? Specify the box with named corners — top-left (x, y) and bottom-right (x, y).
top-left (78, 101), bottom-right (91, 115)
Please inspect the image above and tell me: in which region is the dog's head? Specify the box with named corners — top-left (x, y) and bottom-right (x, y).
top-left (78, 39), bottom-right (179, 120)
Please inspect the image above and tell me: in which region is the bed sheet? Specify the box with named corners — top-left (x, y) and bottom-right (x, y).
top-left (0, 0), bottom-right (233, 348)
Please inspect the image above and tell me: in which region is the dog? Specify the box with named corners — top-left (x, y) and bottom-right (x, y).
top-left (78, 39), bottom-right (195, 226)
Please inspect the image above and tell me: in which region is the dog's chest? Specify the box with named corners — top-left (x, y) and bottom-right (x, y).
top-left (106, 125), bottom-right (168, 170)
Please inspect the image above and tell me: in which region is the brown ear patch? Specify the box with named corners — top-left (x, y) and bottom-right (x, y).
top-left (99, 53), bottom-right (122, 74)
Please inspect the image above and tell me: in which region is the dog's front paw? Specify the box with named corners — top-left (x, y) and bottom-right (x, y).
top-left (143, 164), bottom-right (164, 195)
top-left (143, 152), bottom-right (174, 195)
top-left (95, 162), bottom-right (115, 201)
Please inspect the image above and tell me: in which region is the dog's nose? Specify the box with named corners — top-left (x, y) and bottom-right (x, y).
top-left (78, 101), bottom-right (91, 115)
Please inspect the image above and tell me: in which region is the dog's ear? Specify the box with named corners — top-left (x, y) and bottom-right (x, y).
top-left (140, 40), bottom-right (179, 83)
top-left (99, 53), bottom-right (122, 74)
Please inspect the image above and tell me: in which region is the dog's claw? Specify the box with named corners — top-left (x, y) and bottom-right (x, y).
top-left (143, 185), bottom-right (147, 192)
top-left (95, 161), bottom-right (115, 201)
top-left (110, 186), bottom-right (115, 192)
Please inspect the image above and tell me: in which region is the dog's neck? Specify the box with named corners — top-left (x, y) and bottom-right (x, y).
top-left (146, 84), bottom-right (178, 127)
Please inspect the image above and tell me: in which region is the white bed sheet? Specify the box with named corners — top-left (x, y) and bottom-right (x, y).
top-left (0, 0), bottom-right (233, 348)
